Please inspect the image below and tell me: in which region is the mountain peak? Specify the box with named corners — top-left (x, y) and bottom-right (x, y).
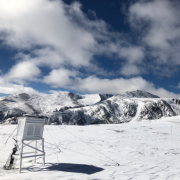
top-left (118, 90), bottom-right (159, 98)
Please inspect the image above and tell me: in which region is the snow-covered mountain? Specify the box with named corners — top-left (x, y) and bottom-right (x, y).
top-left (0, 92), bottom-right (112, 124)
top-left (0, 90), bottom-right (180, 125)
top-left (117, 90), bottom-right (159, 98)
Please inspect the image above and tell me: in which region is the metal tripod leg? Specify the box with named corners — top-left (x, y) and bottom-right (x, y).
top-left (34, 140), bottom-right (37, 163)
top-left (19, 140), bottom-right (23, 173)
top-left (42, 138), bottom-right (45, 166)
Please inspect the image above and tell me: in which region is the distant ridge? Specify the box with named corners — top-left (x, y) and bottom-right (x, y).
top-left (1, 90), bottom-right (180, 125)
top-left (118, 90), bottom-right (159, 98)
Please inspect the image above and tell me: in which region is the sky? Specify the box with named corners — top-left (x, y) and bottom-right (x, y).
top-left (0, 0), bottom-right (180, 98)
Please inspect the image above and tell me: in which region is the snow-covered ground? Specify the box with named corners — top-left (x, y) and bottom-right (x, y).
top-left (1, 116), bottom-right (180, 180)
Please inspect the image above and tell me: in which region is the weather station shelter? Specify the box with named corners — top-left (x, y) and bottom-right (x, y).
top-left (16, 116), bottom-right (46, 173)
top-left (17, 116), bottom-right (45, 140)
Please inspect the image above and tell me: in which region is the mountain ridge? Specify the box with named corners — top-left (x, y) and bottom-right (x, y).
top-left (0, 90), bottom-right (179, 125)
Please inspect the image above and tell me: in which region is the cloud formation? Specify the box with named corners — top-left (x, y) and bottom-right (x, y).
top-left (0, 0), bottom-right (179, 97)
top-left (7, 61), bottom-right (41, 82)
top-left (0, 77), bottom-right (39, 94)
top-left (129, 0), bottom-right (180, 75)
top-left (0, 0), bottom-right (97, 67)
top-left (43, 68), bottom-right (78, 87)
top-left (44, 75), bottom-right (179, 98)
top-left (0, 0), bottom-right (145, 76)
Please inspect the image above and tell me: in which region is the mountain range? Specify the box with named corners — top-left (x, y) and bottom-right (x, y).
top-left (1, 90), bottom-right (180, 125)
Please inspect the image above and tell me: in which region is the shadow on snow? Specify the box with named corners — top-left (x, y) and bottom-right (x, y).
top-left (27, 163), bottom-right (104, 175)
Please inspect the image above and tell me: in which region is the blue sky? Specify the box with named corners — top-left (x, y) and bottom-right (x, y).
top-left (0, 0), bottom-right (180, 97)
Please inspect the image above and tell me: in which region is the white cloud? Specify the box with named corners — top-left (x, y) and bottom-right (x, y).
top-left (7, 61), bottom-right (41, 81)
top-left (0, 0), bottom-right (152, 83)
top-left (0, 77), bottom-right (39, 94)
top-left (119, 46), bottom-right (144, 76)
top-left (43, 72), bottom-right (179, 98)
top-left (72, 76), bottom-right (180, 98)
top-left (0, 0), bottom-right (104, 68)
top-left (43, 68), bottom-right (78, 87)
top-left (120, 46), bottom-right (144, 63)
top-left (1, 70), bottom-right (179, 98)
top-left (129, 0), bottom-right (180, 70)
top-left (121, 64), bottom-right (142, 76)
top-left (0, 0), bottom-right (130, 80)
top-left (130, 0), bottom-right (180, 49)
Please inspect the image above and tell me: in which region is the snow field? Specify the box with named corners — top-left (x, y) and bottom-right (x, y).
top-left (0, 116), bottom-right (180, 179)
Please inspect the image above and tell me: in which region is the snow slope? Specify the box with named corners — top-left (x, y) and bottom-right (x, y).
top-left (1, 116), bottom-right (180, 179)
top-left (118, 90), bottom-right (160, 99)
top-left (60, 96), bottom-right (180, 125)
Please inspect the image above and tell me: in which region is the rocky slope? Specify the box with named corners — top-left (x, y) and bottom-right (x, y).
top-left (0, 90), bottom-right (180, 125)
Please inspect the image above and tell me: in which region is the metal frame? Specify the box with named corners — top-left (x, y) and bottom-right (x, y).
top-left (18, 138), bottom-right (45, 173)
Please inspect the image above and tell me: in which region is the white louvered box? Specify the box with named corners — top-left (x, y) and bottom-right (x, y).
top-left (17, 117), bottom-right (45, 140)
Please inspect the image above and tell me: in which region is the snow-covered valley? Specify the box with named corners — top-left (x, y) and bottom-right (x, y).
top-left (1, 116), bottom-right (180, 179)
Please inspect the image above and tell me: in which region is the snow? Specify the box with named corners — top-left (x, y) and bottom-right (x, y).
top-left (0, 93), bottom-right (108, 116)
top-left (1, 116), bottom-right (180, 179)
top-left (117, 90), bottom-right (160, 99)
top-left (77, 94), bottom-right (101, 106)
top-left (1, 91), bottom-right (180, 125)
top-left (131, 100), bottom-right (144, 122)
